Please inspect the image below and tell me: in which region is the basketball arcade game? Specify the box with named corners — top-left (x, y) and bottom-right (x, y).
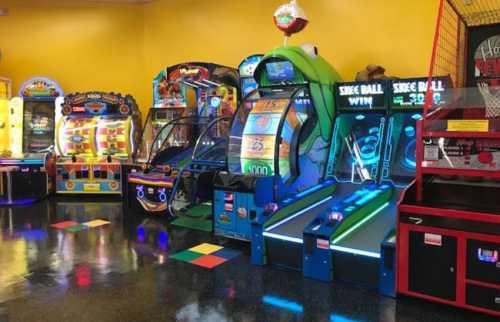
top-left (0, 77), bottom-right (63, 205)
top-left (127, 63), bottom-right (239, 222)
top-left (397, 0), bottom-right (500, 316)
top-left (55, 92), bottom-right (141, 194)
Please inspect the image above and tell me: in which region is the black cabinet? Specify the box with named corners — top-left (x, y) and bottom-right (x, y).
top-left (408, 231), bottom-right (457, 301)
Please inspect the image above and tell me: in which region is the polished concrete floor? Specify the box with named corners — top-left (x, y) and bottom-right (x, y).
top-left (0, 197), bottom-right (496, 322)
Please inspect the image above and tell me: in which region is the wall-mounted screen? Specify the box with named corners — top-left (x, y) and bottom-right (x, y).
top-left (266, 61), bottom-right (295, 82)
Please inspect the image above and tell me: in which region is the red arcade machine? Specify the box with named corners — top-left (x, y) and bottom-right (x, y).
top-left (397, 0), bottom-right (499, 317)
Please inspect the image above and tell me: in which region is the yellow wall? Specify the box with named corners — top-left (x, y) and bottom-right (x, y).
top-left (0, 0), bottom-right (439, 117)
top-left (0, 0), bottom-right (147, 109)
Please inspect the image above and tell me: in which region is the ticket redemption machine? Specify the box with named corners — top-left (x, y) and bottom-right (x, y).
top-left (127, 62), bottom-right (239, 218)
top-left (56, 92), bottom-right (141, 195)
top-left (0, 77), bottom-right (63, 205)
top-left (133, 68), bottom-right (198, 166)
top-left (213, 45), bottom-right (341, 241)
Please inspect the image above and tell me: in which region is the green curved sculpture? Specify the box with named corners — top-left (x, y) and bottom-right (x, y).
top-left (255, 45), bottom-right (342, 141)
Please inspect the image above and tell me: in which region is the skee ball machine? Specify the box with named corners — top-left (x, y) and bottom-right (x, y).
top-left (0, 77), bottom-right (64, 205)
top-left (55, 92), bottom-right (141, 195)
top-left (397, 0), bottom-right (500, 317)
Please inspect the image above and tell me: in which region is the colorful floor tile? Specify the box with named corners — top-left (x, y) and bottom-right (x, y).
top-left (50, 221), bottom-right (79, 229)
top-left (212, 248), bottom-right (242, 260)
top-left (169, 243), bottom-right (241, 269)
top-left (83, 219), bottom-right (111, 228)
top-left (65, 224), bottom-right (87, 233)
top-left (190, 255), bottom-right (227, 269)
top-left (188, 243), bottom-right (223, 255)
top-left (169, 250), bottom-right (204, 262)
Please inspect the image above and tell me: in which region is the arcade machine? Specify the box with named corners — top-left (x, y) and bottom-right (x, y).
top-left (262, 80), bottom-right (393, 281)
top-left (238, 55), bottom-right (263, 97)
top-left (127, 63), bottom-right (239, 230)
top-left (397, 0), bottom-right (499, 317)
top-left (55, 92), bottom-right (141, 195)
top-left (213, 1), bottom-right (341, 243)
top-left (0, 77), bottom-right (64, 205)
top-left (260, 77), bottom-right (449, 291)
top-left (133, 66), bottom-right (202, 166)
top-left (122, 67), bottom-right (201, 201)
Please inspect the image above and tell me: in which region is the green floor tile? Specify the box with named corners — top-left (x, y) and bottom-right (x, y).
top-left (169, 250), bottom-right (204, 262)
top-left (65, 224), bottom-right (87, 233)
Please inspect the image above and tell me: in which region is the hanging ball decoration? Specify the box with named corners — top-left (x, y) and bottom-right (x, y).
top-left (273, 0), bottom-right (309, 37)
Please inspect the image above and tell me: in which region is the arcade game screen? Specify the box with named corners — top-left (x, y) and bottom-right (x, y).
top-left (266, 61), bottom-right (295, 82)
top-left (96, 118), bottom-right (130, 157)
top-left (59, 118), bottom-right (96, 156)
top-left (240, 98), bottom-right (289, 176)
top-left (23, 101), bottom-right (55, 152)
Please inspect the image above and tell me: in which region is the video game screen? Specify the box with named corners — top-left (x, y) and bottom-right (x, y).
top-left (240, 98), bottom-right (289, 176)
top-left (327, 113), bottom-right (386, 183)
top-left (59, 117), bottom-right (96, 156)
top-left (266, 61), bottom-right (295, 82)
top-left (241, 78), bottom-right (259, 97)
top-left (23, 101), bottom-right (55, 152)
top-left (96, 117), bottom-right (131, 157)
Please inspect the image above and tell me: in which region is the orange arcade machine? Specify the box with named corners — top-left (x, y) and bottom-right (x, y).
top-left (0, 77), bottom-right (64, 205)
top-left (55, 92), bottom-right (141, 195)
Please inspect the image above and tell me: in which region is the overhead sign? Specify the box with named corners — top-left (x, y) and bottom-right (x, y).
top-left (336, 80), bottom-right (388, 110)
top-left (391, 76), bottom-right (450, 108)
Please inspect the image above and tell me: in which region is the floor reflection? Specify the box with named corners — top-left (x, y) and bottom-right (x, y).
top-left (0, 197), bottom-right (497, 322)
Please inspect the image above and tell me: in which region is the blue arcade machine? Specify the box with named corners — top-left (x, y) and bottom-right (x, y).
top-left (213, 45), bottom-right (341, 242)
top-left (296, 79), bottom-right (447, 296)
top-left (238, 54), bottom-right (263, 98)
top-left (262, 80), bottom-right (395, 284)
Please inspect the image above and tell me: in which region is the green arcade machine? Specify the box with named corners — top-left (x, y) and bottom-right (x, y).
top-left (297, 77), bottom-right (449, 292)
top-left (213, 44), bottom-right (341, 241)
